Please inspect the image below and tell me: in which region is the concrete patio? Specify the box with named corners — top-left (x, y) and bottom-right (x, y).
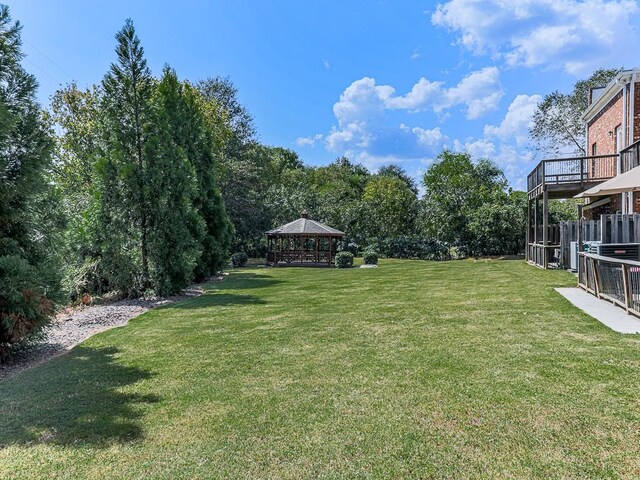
top-left (556, 287), bottom-right (640, 334)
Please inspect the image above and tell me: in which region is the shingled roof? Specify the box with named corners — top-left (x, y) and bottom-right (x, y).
top-left (266, 211), bottom-right (345, 236)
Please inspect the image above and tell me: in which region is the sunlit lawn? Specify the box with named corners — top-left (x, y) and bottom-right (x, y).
top-left (2, 259), bottom-right (640, 479)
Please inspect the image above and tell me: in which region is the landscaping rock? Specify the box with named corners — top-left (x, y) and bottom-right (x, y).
top-left (0, 278), bottom-right (220, 380)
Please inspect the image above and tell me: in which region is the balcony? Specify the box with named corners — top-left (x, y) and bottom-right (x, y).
top-left (527, 154), bottom-right (619, 200)
top-left (620, 139), bottom-right (640, 174)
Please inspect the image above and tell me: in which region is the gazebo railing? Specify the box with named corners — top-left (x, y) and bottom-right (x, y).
top-left (266, 249), bottom-right (335, 266)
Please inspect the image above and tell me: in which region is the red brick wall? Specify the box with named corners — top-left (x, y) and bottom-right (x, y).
top-left (587, 90), bottom-right (623, 156)
top-left (586, 194), bottom-right (640, 219)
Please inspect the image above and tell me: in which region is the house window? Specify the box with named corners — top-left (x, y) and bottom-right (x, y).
top-left (592, 142), bottom-right (597, 155)
top-left (591, 142), bottom-right (597, 177)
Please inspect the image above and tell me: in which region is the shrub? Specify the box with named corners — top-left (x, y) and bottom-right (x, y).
top-left (338, 238), bottom-right (360, 256)
top-left (363, 251), bottom-right (378, 265)
top-left (334, 251), bottom-right (354, 268)
top-left (367, 236), bottom-right (451, 261)
top-left (0, 255), bottom-right (54, 359)
top-left (230, 251), bottom-right (248, 268)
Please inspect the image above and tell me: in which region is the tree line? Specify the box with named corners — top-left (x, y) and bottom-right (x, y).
top-left (1, 5), bottom-right (587, 356)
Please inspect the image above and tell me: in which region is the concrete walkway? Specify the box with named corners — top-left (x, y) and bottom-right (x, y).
top-left (555, 287), bottom-right (640, 334)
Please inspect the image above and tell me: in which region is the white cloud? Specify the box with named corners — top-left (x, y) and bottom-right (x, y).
top-left (295, 133), bottom-right (324, 147)
top-left (484, 94), bottom-right (542, 145)
top-left (436, 67), bottom-right (504, 119)
top-left (325, 122), bottom-right (373, 152)
top-left (412, 126), bottom-right (446, 145)
top-left (386, 77), bottom-right (444, 111)
top-left (332, 77), bottom-right (394, 126)
top-left (323, 59), bottom-right (331, 69)
top-left (332, 69), bottom-right (502, 124)
top-left (431, 0), bottom-right (640, 75)
top-left (328, 68), bottom-right (502, 148)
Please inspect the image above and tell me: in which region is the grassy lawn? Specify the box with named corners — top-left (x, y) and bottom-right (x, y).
top-left (2, 259), bottom-right (640, 479)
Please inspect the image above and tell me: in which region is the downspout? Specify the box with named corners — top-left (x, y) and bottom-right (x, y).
top-left (629, 73), bottom-right (636, 212)
top-left (620, 76), bottom-right (628, 213)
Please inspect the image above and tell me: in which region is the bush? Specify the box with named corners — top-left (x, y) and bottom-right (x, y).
top-left (0, 255), bottom-right (54, 359)
top-left (338, 238), bottom-right (360, 256)
top-left (230, 251), bottom-right (248, 268)
top-left (367, 236), bottom-right (451, 261)
top-left (363, 251), bottom-right (378, 265)
top-left (334, 251), bottom-right (354, 268)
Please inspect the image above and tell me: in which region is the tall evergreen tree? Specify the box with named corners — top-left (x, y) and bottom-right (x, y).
top-left (182, 82), bottom-right (233, 278)
top-left (144, 68), bottom-right (203, 293)
top-left (0, 5), bottom-right (59, 355)
top-left (100, 19), bottom-right (154, 293)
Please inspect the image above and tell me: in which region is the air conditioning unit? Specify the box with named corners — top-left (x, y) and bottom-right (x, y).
top-left (583, 241), bottom-right (601, 253)
top-left (593, 243), bottom-right (640, 260)
top-left (570, 241), bottom-right (601, 271)
top-left (570, 242), bottom-right (578, 271)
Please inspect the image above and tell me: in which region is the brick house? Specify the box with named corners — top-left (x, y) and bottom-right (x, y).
top-left (526, 68), bottom-right (640, 267)
top-left (583, 68), bottom-right (640, 214)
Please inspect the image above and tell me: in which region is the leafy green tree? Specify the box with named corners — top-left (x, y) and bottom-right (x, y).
top-left (362, 175), bottom-right (418, 238)
top-left (311, 157), bottom-right (370, 242)
top-left (421, 151), bottom-right (507, 255)
top-left (378, 164), bottom-right (418, 195)
top-left (48, 83), bottom-right (104, 296)
top-left (0, 5), bottom-right (60, 355)
top-left (469, 190), bottom-right (526, 256)
top-left (196, 76), bottom-right (256, 149)
top-left (531, 68), bottom-right (621, 155)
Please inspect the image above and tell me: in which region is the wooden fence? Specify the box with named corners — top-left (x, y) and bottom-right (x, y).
top-left (534, 214), bottom-right (640, 269)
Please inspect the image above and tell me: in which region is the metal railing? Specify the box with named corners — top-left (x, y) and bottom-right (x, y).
top-left (578, 252), bottom-right (640, 317)
top-left (620, 139), bottom-right (640, 173)
top-left (527, 154), bottom-right (619, 195)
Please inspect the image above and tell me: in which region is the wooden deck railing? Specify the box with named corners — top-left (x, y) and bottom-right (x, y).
top-left (620, 139), bottom-right (640, 173)
top-left (578, 252), bottom-right (640, 317)
top-left (527, 242), bottom-right (560, 269)
top-left (527, 154), bottom-right (619, 195)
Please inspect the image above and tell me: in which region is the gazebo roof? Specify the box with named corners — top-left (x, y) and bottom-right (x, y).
top-left (266, 211), bottom-right (345, 237)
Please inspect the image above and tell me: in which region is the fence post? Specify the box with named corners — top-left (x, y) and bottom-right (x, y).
top-left (591, 257), bottom-right (601, 298)
top-left (543, 189), bottom-right (549, 269)
top-left (622, 264), bottom-right (632, 313)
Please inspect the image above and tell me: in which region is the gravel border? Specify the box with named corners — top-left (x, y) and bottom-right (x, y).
top-left (0, 277), bottom-right (222, 381)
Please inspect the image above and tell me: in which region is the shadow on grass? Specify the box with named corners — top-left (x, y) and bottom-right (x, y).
top-left (167, 293), bottom-right (266, 310)
top-left (0, 346), bottom-right (159, 448)
top-left (217, 272), bottom-right (283, 290)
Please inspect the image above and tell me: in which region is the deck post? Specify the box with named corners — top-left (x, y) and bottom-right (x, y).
top-left (577, 204), bottom-right (583, 260)
top-left (526, 198), bottom-right (531, 261)
top-left (543, 188), bottom-right (549, 269)
top-left (534, 196), bottom-right (538, 244)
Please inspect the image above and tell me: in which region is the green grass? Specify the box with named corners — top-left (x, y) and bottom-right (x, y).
top-left (2, 259), bottom-right (640, 479)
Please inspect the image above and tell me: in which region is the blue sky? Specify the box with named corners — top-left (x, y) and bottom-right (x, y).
top-left (9, 0), bottom-right (640, 190)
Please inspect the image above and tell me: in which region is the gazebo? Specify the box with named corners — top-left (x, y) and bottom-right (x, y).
top-left (266, 211), bottom-right (345, 267)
